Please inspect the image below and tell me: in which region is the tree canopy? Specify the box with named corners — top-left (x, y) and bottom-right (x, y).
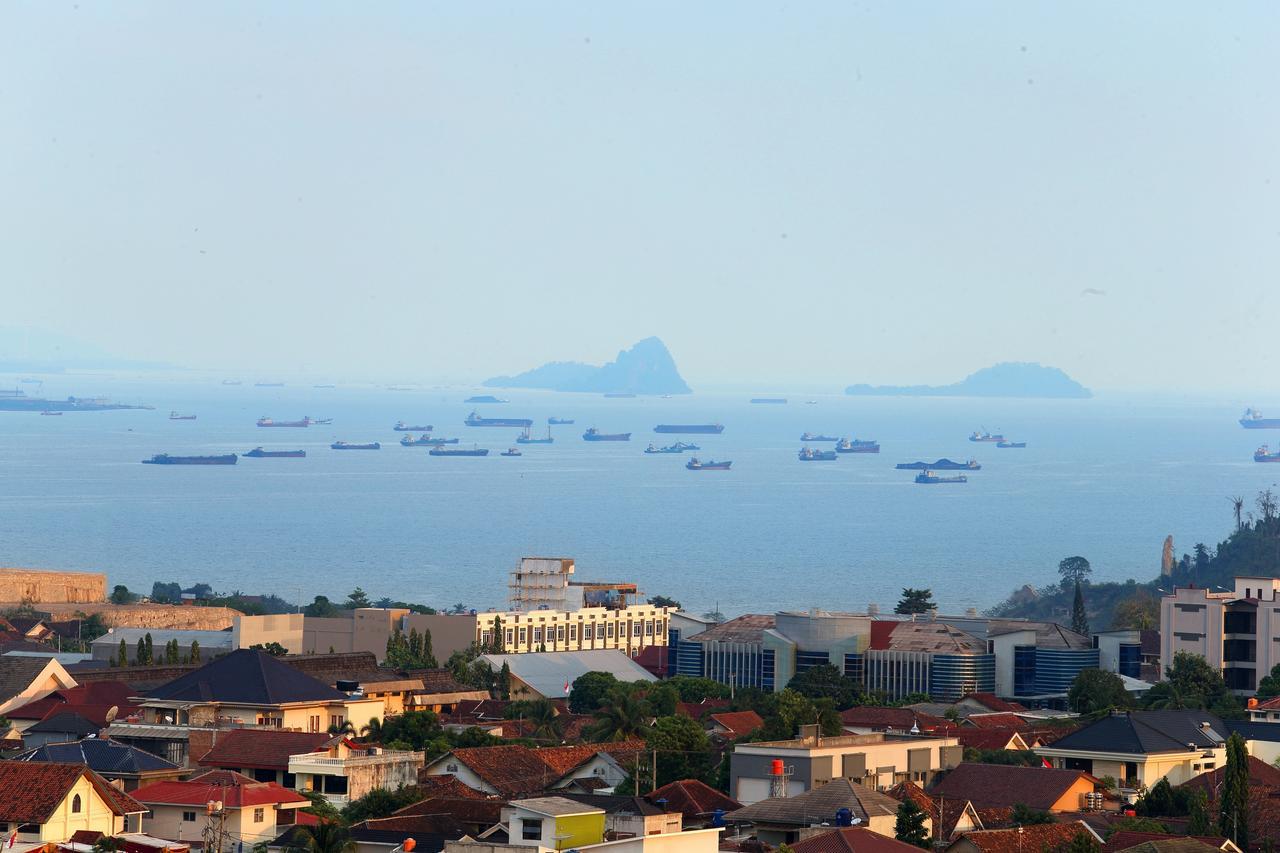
top-left (785, 664), bottom-right (861, 710)
top-left (1058, 556), bottom-right (1092, 587)
top-left (894, 588), bottom-right (935, 615)
top-left (569, 671), bottom-right (621, 713)
top-left (1067, 669), bottom-right (1129, 715)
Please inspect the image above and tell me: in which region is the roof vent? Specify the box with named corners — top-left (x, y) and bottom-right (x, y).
top-left (867, 603), bottom-right (879, 616)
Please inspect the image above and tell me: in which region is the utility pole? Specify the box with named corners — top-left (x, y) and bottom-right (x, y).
top-left (651, 748), bottom-right (657, 794)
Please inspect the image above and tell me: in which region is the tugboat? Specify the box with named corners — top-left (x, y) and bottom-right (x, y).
top-left (583, 428), bottom-right (631, 442)
top-left (1241, 409), bottom-right (1280, 429)
top-left (143, 453), bottom-right (237, 465)
top-left (244, 447), bottom-right (306, 458)
top-left (548, 417), bottom-right (575, 425)
top-left (430, 446), bottom-right (489, 457)
top-left (915, 470), bottom-right (968, 484)
top-left (896, 459), bottom-right (981, 471)
top-left (258, 416), bottom-right (311, 428)
top-left (645, 442), bottom-right (699, 454)
top-left (969, 429), bottom-right (1005, 442)
top-left (500, 447), bottom-right (522, 457)
top-left (394, 421), bottom-right (433, 431)
top-left (169, 411), bottom-right (197, 421)
top-left (996, 440), bottom-right (1027, 449)
top-left (400, 434), bottom-right (459, 447)
top-left (516, 427), bottom-right (554, 445)
top-left (798, 447), bottom-right (838, 461)
top-left (465, 410), bottom-right (533, 428)
top-left (686, 457), bottom-right (731, 470)
top-left (654, 423), bottom-right (724, 434)
top-left (800, 432), bottom-right (839, 442)
top-left (1255, 445), bottom-right (1280, 463)
top-left (331, 441), bottom-right (380, 450)
top-left (835, 437), bottom-right (880, 453)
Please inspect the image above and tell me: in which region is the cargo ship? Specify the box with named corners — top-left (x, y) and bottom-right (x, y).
top-left (751, 398), bottom-right (787, 404)
top-left (583, 428), bottom-right (631, 441)
top-left (257, 416), bottom-right (311, 428)
top-left (800, 432), bottom-right (839, 442)
top-left (686, 457), bottom-right (731, 470)
top-left (394, 421), bottom-right (433, 431)
top-left (331, 441), bottom-right (380, 450)
top-left (516, 427), bottom-right (554, 445)
top-left (969, 429), bottom-right (1005, 442)
top-left (835, 438), bottom-right (880, 453)
top-left (465, 411), bottom-right (534, 428)
top-left (312, 418), bottom-right (333, 425)
top-left (40, 410), bottom-right (61, 416)
top-left (996, 441), bottom-right (1027, 449)
top-left (645, 442), bottom-right (699, 454)
top-left (142, 453), bottom-right (237, 465)
top-left (548, 417), bottom-right (575, 425)
top-left (1241, 409), bottom-right (1280, 429)
top-left (465, 395), bottom-right (507, 404)
top-left (169, 411), bottom-right (196, 421)
top-left (798, 447), bottom-right (838, 461)
top-left (244, 447), bottom-right (306, 458)
top-left (500, 448), bottom-right (522, 457)
top-left (0, 390), bottom-right (151, 413)
top-left (400, 435), bottom-right (459, 446)
top-left (896, 459), bottom-right (981, 471)
top-left (915, 471), bottom-right (968, 484)
top-left (1255, 445), bottom-right (1280, 463)
top-left (430, 446), bottom-right (489, 457)
top-left (654, 424), bottom-right (724, 434)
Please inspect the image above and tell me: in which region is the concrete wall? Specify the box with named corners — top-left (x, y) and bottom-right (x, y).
top-left (405, 614), bottom-right (484, 660)
top-left (31, 602), bottom-right (240, 630)
top-left (0, 568), bottom-right (105, 604)
top-left (234, 614), bottom-right (306, 654)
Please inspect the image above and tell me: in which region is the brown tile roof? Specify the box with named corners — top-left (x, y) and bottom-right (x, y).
top-left (0, 656), bottom-right (58, 704)
top-left (414, 774), bottom-right (491, 799)
top-left (0, 763), bottom-right (144, 822)
top-left (954, 729), bottom-right (1027, 751)
top-left (197, 728), bottom-right (336, 770)
top-left (963, 713), bottom-right (1029, 730)
top-left (789, 826), bottom-right (927, 853)
top-left (885, 781), bottom-right (980, 840)
top-left (1178, 754), bottom-right (1280, 796)
top-left (646, 779), bottom-right (741, 821)
top-left (947, 822), bottom-right (1100, 853)
top-left (448, 745), bottom-right (566, 797)
top-left (1107, 841), bottom-right (1227, 853)
top-left (392, 796), bottom-right (507, 826)
top-left (1104, 833), bottom-right (1234, 853)
top-left (839, 706), bottom-right (948, 733)
top-left (688, 615), bottom-right (776, 644)
top-left (678, 699), bottom-right (732, 721)
top-left (708, 710), bottom-right (764, 738)
top-left (930, 763), bottom-right (1093, 811)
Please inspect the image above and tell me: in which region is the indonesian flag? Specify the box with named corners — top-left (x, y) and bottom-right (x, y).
top-left (564, 681), bottom-right (571, 695)
top-left (9, 829), bottom-right (17, 848)
top-left (1042, 758), bottom-right (1053, 769)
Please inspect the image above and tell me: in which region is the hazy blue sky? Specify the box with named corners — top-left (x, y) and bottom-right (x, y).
top-left (3, 3), bottom-right (1277, 391)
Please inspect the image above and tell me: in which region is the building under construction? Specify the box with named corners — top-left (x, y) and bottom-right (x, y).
top-left (507, 556), bottom-right (639, 612)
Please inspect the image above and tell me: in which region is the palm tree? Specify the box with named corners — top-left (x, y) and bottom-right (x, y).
top-left (588, 688), bottom-right (648, 742)
top-left (327, 720), bottom-right (357, 736)
top-left (360, 716), bottom-right (383, 741)
top-left (285, 823), bottom-right (355, 853)
top-left (524, 699), bottom-right (564, 742)
top-left (92, 839), bottom-right (124, 853)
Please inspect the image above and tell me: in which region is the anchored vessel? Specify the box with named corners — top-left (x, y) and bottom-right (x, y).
top-left (835, 438), bottom-right (880, 453)
top-left (465, 411), bottom-right (534, 428)
top-left (244, 447), bottom-right (306, 458)
top-left (1256, 445), bottom-right (1280, 463)
top-left (500, 448), bottom-right (522, 457)
top-left (143, 453), bottom-right (237, 465)
top-left (915, 470), bottom-right (968, 484)
top-left (1241, 409), bottom-right (1280, 429)
top-left (750, 398), bottom-right (787, 404)
top-left (257, 416), bottom-right (312, 428)
top-left (430, 446), bottom-right (489, 457)
top-left (394, 421), bottom-right (433, 431)
top-left (331, 441), bottom-right (380, 450)
top-left (516, 427), bottom-right (554, 445)
top-left (798, 447), bottom-right (838, 461)
top-left (896, 459), bottom-right (981, 471)
top-left (603, 393), bottom-right (636, 398)
top-left (548, 417), bottom-right (575, 425)
top-left (969, 429), bottom-right (1005, 442)
top-left (686, 457), bottom-right (731, 470)
top-left (996, 441), bottom-right (1027, 449)
top-left (0, 390), bottom-right (150, 413)
top-left (654, 423), bottom-right (724, 434)
top-left (645, 442), bottom-right (699, 454)
top-left (400, 435), bottom-right (458, 446)
top-left (169, 411), bottom-right (196, 421)
top-left (800, 432), bottom-right (839, 442)
top-left (583, 428), bottom-right (631, 442)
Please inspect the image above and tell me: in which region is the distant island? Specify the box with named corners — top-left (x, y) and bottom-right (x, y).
top-left (484, 336), bottom-right (692, 395)
top-left (845, 362), bottom-right (1091, 399)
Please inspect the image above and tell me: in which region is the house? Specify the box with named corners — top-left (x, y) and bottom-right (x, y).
top-left (707, 711), bottom-right (764, 740)
top-left (1035, 710), bottom-right (1227, 789)
top-left (12, 737), bottom-right (184, 791)
top-left (787, 826), bottom-right (935, 853)
top-left (945, 822), bottom-right (1103, 853)
top-left (342, 813), bottom-right (468, 853)
top-left (1159, 576), bottom-right (1280, 693)
top-left (477, 650), bottom-right (656, 700)
top-left (0, 656), bottom-right (78, 715)
top-left (838, 707), bottom-right (947, 736)
top-left (952, 729), bottom-right (1029, 752)
top-left (423, 743), bottom-right (645, 798)
top-left (131, 769), bottom-right (310, 848)
top-left (729, 728), bottom-right (961, 803)
top-left (554, 794), bottom-right (682, 838)
top-left (928, 763), bottom-right (1098, 814)
top-left (5, 680), bottom-right (138, 733)
top-left (885, 781), bottom-right (984, 841)
top-left (502, 797), bottom-right (607, 849)
top-left (0, 762), bottom-right (148, 844)
top-left (289, 738), bottom-right (424, 806)
top-left (390, 797), bottom-right (508, 837)
top-left (1104, 833), bottom-right (1241, 853)
top-left (195, 728), bottom-right (337, 785)
top-left (133, 649), bottom-right (382, 752)
top-left (23, 711), bottom-right (102, 747)
top-left (644, 780), bottom-right (741, 828)
top-left (725, 778), bottom-right (912, 844)
top-left (6, 618), bottom-right (54, 643)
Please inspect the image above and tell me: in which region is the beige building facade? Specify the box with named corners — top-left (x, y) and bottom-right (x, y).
top-left (1160, 576), bottom-right (1280, 694)
top-left (407, 604), bottom-right (671, 660)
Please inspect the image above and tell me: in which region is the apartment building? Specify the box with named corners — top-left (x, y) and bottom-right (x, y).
top-left (1160, 576), bottom-right (1280, 693)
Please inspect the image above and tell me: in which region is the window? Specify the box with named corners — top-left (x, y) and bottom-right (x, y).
top-left (253, 808), bottom-right (265, 824)
top-left (519, 627), bottom-right (527, 644)
top-left (646, 620), bottom-right (654, 636)
top-left (632, 622), bottom-right (642, 637)
top-left (481, 630), bottom-right (492, 645)
top-left (569, 624), bottom-right (577, 641)
top-left (506, 629), bottom-right (514, 645)
top-left (557, 625), bottom-right (565, 642)
top-left (607, 623), bottom-right (615, 638)
top-left (330, 714), bottom-right (344, 729)
top-left (533, 628), bottom-right (543, 643)
top-left (584, 624), bottom-right (594, 640)
top-left (182, 812), bottom-right (197, 823)
top-left (309, 715), bottom-right (320, 733)
top-left (521, 818), bottom-right (543, 841)
top-left (71, 794), bottom-right (82, 814)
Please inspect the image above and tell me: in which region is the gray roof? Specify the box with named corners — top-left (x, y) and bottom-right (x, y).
top-left (28, 711), bottom-right (100, 737)
top-left (726, 778), bottom-right (901, 825)
top-left (145, 649), bottom-right (347, 705)
top-left (93, 628), bottom-right (233, 648)
top-left (479, 650), bottom-right (655, 698)
top-left (687, 615), bottom-right (776, 645)
top-left (1047, 711), bottom-right (1226, 755)
top-left (510, 796), bottom-right (605, 817)
top-left (15, 737), bottom-right (179, 774)
top-left (0, 656), bottom-right (57, 703)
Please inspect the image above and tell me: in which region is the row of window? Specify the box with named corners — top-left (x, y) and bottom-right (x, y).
top-left (483, 619), bottom-right (664, 647)
top-left (183, 808), bottom-right (265, 823)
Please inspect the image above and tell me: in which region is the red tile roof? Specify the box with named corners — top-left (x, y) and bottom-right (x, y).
top-left (447, 745), bottom-right (566, 797)
top-left (948, 822), bottom-right (1100, 853)
top-left (885, 781), bottom-right (979, 839)
top-left (839, 706), bottom-right (947, 733)
top-left (6, 681), bottom-right (140, 722)
top-left (392, 796), bottom-right (506, 825)
top-left (1178, 755), bottom-right (1280, 796)
top-left (963, 713), bottom-right (1028, 730)
top-left (678, 699), bottom-right (732, 721)
top-left (954, 729), bottom-right (1027, 751)
top-left (790, 826), bottom-right (929, 853)
top-left (197, 729), bottom-right (336, 771)
top-left (646, 779), bottom-right (742, 821)
top-left (0, 763), bottom-right (145, 823)
top-left (414, 774), bottom-right (491, 799)
top-left (708, 710), bottom-right (764, 739)
top-left (961, 694), bottom-right (1028, 713)
top-left (1254, 697), bottom-right (1280, 711)
top-left (1103, 832), bottom-right (1233, 853)
top-left (930, 763), bottom-right (1094, 811)
top-left (132, 769), bottom-right (309, 809)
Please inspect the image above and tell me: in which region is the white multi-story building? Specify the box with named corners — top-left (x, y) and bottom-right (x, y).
top-left (1160, 576), bottom-right (1280, 694)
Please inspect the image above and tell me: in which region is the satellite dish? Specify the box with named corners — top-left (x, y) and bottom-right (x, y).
top-left (105, 706), bottom-right (119, 724)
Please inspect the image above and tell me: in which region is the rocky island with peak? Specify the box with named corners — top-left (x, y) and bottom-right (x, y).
top-left (845, 361), bottom-right (1091, 399)
top-left (484, 336), bottom-right (692, 395)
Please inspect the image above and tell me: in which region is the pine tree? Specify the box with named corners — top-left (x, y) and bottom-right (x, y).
top-left (1071, 580), bottom-right (1090, 635)
top-left (1187, 790), bottom-right (1212, 835)
top-left (496, 661), bottom-right (512, 700)
top-left (1219, 731), bottom-right (1249, 848)
top-left (423, 628), bottom-right (437, 667)
top-left (190, 640), bottom-right (201, 663)
top-left (143, 633), bottom-right (154, 665)
top-left (894, 800), bottom-right (929, 849)
top-left (489, 617), bottom-right (504, 653)
top-left (117, 639), bottom-right (129, 667)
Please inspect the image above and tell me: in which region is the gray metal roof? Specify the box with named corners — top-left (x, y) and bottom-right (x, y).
top-left (726, 778), bottom-right (901, 825)
top-left (93, 628), bottom-right (233, 648)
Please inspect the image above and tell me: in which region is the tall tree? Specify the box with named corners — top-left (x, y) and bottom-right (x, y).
top-left (1112, 591), bottom-right (1159, 630)
top-left (1058, 556), bottom-right (1092, 588)
top-left (786, 664), bottom-right (861, 709)
top-left (893, 800), bottom-right (930, 849)
top-left (1067, 669), bottom-right (1128, 714)
top-left (1193, 543), bottom-right (1212, 574)
top-left (894, 588), bottom-right (936, 615)
top-left (496, 662), bottom-right (512, 700)
top-left (1071, 580), bottom-right (1090, 635)
top-left (189, 640), bottom-right (200, 663)
top-left (588, 688), bottom-right (648, 742)
top-left (569, 671), bottom-right (621, 713)
top-left (644, 714), bottom-right (715, 788)
top-left (1219, 731), bottom-right (1249, 848)
top-left (345, 588), bottom-right (372, 609)
top-left (117, 639), bottom-right (128, 667)
top-left (1230, 495), bottom-right (1245, 530)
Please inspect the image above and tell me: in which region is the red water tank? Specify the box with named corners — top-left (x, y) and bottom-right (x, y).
top-left (771, 759), bottom-right (784, 776)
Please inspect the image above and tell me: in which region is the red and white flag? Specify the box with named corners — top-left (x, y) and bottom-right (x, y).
top-left (9, 829), bottom-right (18, 848)
top-left (563, 681), bottom-right (571, 695)
top-left (1041, 758), bottom-right (1053, 769)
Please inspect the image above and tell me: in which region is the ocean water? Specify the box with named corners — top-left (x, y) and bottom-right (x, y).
top-left (0, 377), bottom-right (1275, 617)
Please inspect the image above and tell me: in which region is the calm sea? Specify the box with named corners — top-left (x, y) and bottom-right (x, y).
top-left (0, 377), bottom-right (1274, 617)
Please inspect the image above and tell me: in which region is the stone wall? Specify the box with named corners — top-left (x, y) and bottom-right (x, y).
top-left (0, 568), bottom-right (105, 603)
top-left (16, 602), bottom-right (239, 631)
